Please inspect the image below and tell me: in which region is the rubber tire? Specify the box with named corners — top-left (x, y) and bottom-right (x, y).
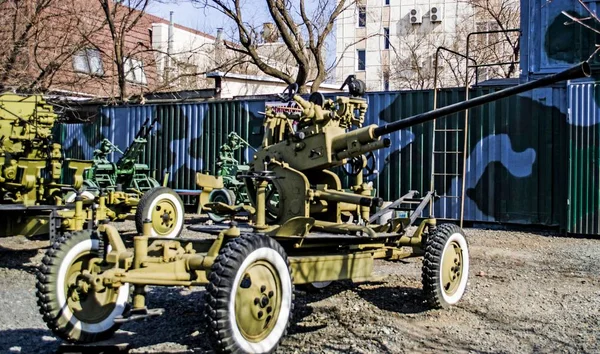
top-left (35, 230), bottom-right (130, 342)
top-left (422, 223), bottom-right (470, 309)
top-left (135, 186), bottom-right (184, 238)
top-left (297, 281), bottom-right (333, 293)
top-left (264, 181), bottom-right (281, 224)
top-left (205, 234), bottom-right (294, 354)
top-left (207, 188), bottom-right (237, 223)
top-left (64, 190), bottom-right (96, 204)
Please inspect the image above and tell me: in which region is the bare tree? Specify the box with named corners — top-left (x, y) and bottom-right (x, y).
top-left (462, 0), bottom-right (520, 79)
top-left (561, 0), bottom-right (600, 62)
top-left (91, 0), bottom-right (250, 100)
top-left (385, 0), bottom-right (520, 90)
top-left (194, 0), bottom-right (356, 93)
top-left (0, 0), bottom-right (105, 92)
top-left (387, 30), bottom-right (444, 90)
top-left (96, 0), bottom-right (152, 101)
top-left (384, 22), bottom-right (468, 90)
top-left (0, 0), bottom-right (250, 99)
top-left (0, 0), bottom-right (53, 89)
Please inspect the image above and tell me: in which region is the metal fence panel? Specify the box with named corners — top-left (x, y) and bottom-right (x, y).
top-left (568, 81), bottom-right (600, 235)
top-left (57, 84), bottom-right (573, 231)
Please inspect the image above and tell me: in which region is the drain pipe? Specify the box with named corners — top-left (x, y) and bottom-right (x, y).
top-left (166, 11), bottom-right (174, 82)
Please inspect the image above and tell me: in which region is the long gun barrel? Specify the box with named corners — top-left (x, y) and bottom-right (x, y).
top-left (373, 62), bottom-right (591, 138)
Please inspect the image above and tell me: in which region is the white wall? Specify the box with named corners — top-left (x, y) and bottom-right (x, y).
top-left (152, 23), bottom-right (217, 89)
top-left (335, 0), bottom-right (477, 90)
top-left (216, 76), bottom-right (340, 99)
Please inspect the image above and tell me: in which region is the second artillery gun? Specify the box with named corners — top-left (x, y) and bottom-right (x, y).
top-left (0, 93), bottom-right (184, 239)
top-left (196, 131), bottom-right (257, 222)
top-left (83, 118), bottom-right (185, 238)
top-left (85, 117), bottom-right (161, 193)
top-left (35, 62), bottom-right (590, 353)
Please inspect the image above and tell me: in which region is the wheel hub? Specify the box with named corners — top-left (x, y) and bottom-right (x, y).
top-left (441, 241), bottom-right (463, 296)
top-left (152, 200), bottom-right (176, 235)
top-left (235, 261), bottom-right (281, 342)
top-left (65, 251), bottom-right (118, 323)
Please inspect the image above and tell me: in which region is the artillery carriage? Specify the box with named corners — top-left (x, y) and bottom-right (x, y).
top-left (196, 131), bottom-right (256, 222)
top-left (0, 93), bottom-right (183, 239)
top-left (36, 63), bottom-right (590, 353)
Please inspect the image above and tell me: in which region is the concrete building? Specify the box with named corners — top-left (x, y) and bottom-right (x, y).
top-left (335, 0), bottom-right (520, 91)
top-left (206, 72), bottom-right (340, 99)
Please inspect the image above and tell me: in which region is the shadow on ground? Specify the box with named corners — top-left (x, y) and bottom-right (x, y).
top-left (0, 245), bottom-right (44, 273)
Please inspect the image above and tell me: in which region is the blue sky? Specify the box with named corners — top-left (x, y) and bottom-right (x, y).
top-left (146, 2), bottom-right (228, 37)
top-left (147, 1), bottom-right (339, 77)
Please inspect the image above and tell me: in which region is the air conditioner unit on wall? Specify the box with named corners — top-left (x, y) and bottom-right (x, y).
top-left (430, 6), bottom-right (442, 22)
top-left (409, 8), bottom-right (422, 24)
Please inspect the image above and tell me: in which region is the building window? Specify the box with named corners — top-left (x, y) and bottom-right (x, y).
top-left (384, 27), bottom-right (390, 49)
top-left (385, 0), bottom-right (390, 5)
top-left (357, 49), bottom-right (366, 71)
top-left (124, 58), bottom-right (148, 85)
top-left (357, 5), bottom-right (366, 27)
top-left (73, 49), bottom-right (104, 76)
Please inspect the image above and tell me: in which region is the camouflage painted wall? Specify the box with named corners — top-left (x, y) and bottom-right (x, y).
top-left (58, 84), bottom-right (579, 232)
top-left (519, 0), bottom-right (600, 234)
top-left (521, 0), bottom-right (600, 77)
top-left (567, 81), bottom-right (600, 235)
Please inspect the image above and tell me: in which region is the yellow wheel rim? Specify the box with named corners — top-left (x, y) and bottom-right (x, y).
top-left (441, 240), bottom-right (463, 296)
top-left (235, 260), bottom-right (282, 342)
top-left (64, 251), bottom-right (118, 323)
top-left (151, 198), bottom-right (177, 236)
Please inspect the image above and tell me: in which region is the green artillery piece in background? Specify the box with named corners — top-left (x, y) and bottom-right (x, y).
top-left (85, 118), bottom-right (161, 193)
top-left (82, 118), bottom-right (185, 238)
top-left (0, 93), bottom-right (184, 240)
top-left (35, 62), bottom-right (590, 354)
top-left (200, 132), bottom-right (258, 222)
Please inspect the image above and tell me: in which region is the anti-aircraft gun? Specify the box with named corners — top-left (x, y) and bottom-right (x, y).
top-left (35, 62), bottom-right (590, 354)
top-left (0, 93), bottom-right (184, 240)
top-left (200, 131), bottom-right (256, 222)
top-left (86, 118), bottom-right (161, 193)
top-left (0, 93), bottom-right (97, 238)
top-left (245, 63), bottom-right (591, 231)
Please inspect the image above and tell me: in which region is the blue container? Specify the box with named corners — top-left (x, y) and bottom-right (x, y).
top-left (521, 0), bottom-right (600, 78)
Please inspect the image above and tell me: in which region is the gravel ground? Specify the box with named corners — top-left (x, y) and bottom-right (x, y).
top-left (0, 218), bottom-right (599, 353)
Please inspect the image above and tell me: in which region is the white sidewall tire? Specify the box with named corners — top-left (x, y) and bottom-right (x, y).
top-left (228, 247), bottom-right (293, 354)
top-left (65, 190), bottom-right (96, 203)
top-left (439, 232), bottom-right (469, 305)
top-left (55, 239), bottom-right (130, 334)
top-left (310, 281), bottom-right (332, 289)
top-left (207, 189), bottom-right (234, 223)
top-left (145, 192), bottom-right (184, 238)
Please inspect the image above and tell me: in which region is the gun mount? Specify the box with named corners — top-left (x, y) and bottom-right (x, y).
top-left (248, 62), bottom-right (591, 228)
top-left (0, 93), bottom-right (183, 239)
top-left (35, 62), bottom-right (591, 354)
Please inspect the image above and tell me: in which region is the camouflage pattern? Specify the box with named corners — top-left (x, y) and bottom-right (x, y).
top-left (58, 83), bottom-right (592, 234)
